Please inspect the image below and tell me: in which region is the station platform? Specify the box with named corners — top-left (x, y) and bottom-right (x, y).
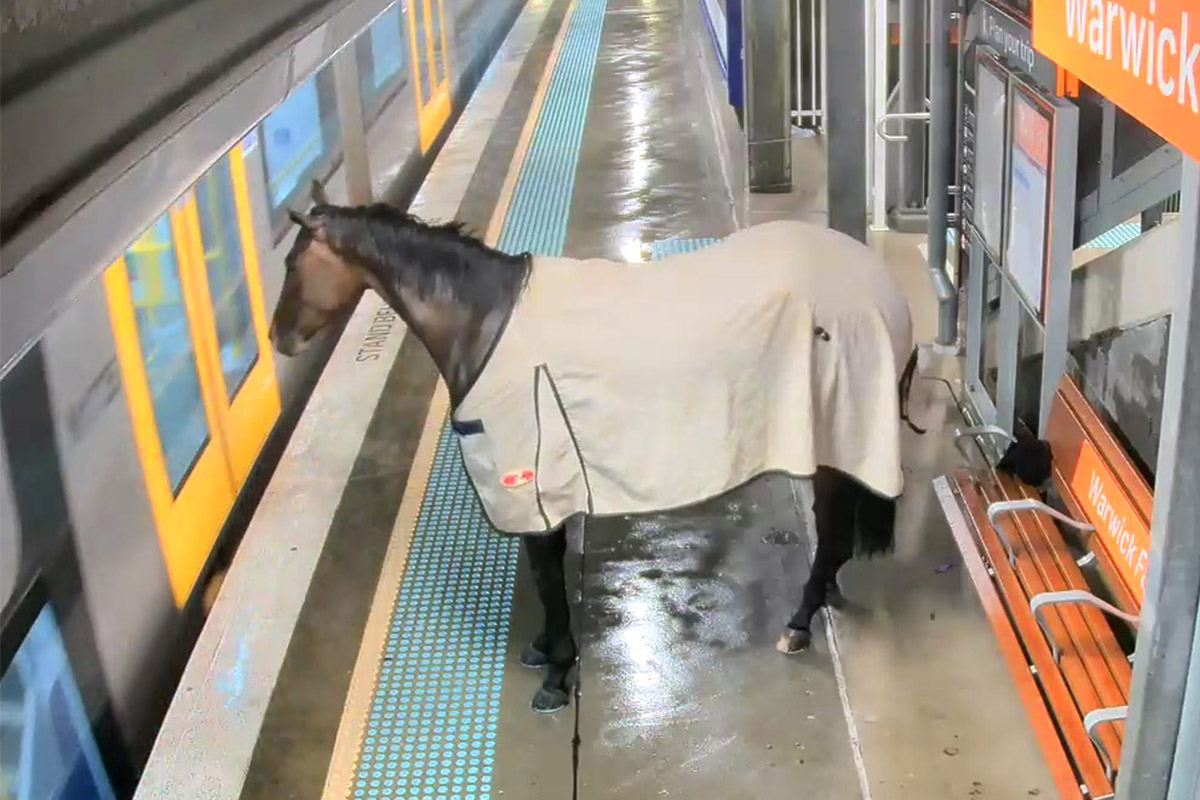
top-left (136, 0), bottom-right (1061, 797)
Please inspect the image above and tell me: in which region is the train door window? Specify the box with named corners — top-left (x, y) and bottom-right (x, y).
top-left (104, 204), bottom-right (237, 606)
top-left (408, 0), bottom-right (451, 152)
top-left (428, 0), bottom-right (446, 86)
top-left (195, 157), bottom-right (259, 400)
top-left (0, 603), bottom-right (117, 800)
top-left (186, 148), bottom-right (281, 484)
top-left (122, 214), bottom-right (212, 491)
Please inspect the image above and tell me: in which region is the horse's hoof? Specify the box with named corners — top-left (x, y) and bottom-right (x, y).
top-left (519, 642), bottom-right (549, 669)
top-left (776, 627), bottom-right (812, 654)
top-left (531, 687), bottom-right (570, 713)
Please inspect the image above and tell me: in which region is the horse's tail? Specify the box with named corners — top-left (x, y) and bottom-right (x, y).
top-left (898, 345), bottom-right (926, 435)
top-left (854, 488), bottom-right (897, 558)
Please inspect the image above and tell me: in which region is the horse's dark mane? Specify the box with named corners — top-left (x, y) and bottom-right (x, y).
top-left (314, 203), bottom-right (531, 311)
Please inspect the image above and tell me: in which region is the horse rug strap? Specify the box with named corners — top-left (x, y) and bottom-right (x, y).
top-left (452, 220), bottom-right (914, 536)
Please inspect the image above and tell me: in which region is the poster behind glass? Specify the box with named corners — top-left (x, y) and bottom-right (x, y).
top-left (974, 61), bottom-right (1008, 262)
top-left (1004, 90), bottom-right (1051, 315)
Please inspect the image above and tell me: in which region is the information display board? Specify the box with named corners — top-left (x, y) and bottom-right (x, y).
top-left (1003, 84), bottom-right (1052, 316)
top-left (974, 57), bottom-right (1009, 260)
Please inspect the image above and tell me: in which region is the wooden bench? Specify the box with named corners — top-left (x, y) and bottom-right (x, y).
top-left (933, 376), bottom-right (1151, 800)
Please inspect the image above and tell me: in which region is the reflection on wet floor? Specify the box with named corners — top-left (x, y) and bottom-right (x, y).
top-left (575, 475), bottom-right (862, 798)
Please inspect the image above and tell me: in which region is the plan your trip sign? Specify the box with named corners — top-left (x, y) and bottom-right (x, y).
top-left (973, 1), bottom-right (1060, 89)
top-left (1033, 0), bottom-right (1200, 161)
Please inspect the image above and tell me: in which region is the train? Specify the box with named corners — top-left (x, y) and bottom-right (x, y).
top-left (0, 0), bottom-right (524, 796)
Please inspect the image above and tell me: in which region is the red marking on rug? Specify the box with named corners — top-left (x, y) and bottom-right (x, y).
top-left (502, 469), bottom-right (535, 488)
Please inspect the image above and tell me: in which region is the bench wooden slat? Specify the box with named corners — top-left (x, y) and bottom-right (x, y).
top-left (1001, 477), bottom-right (1133, 702)
top-left (988, 477), bottom-right (1131, 761)
top-left (977, 480), bottom-right (1126, 769)
top-left (959, 477), bottom-right (1116, 798)
top-left (936, 474), bottom-right (1086, 800)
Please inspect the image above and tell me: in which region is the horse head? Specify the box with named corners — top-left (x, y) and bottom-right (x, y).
top-left (268, 180), bottom-right (369, 356)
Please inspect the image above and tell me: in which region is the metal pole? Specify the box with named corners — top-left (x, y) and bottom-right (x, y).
top-left (899, 0), bottom-right (927, 209)
top-left (871, 0), bottom-right (890, 230)
top-left (926, 0), bottom-right (956, 345)
top-left (825, 0), bottom-right (866, 240)
top-left (743, 0), bottom-right (792, 191)
top-left (333, 44), bottom-right (373, 205)
top-left (1117, 158), bottom-right (1200, 800)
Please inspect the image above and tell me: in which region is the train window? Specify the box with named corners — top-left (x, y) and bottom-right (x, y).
top-left (259, 65), bottom-right (341, 227)
top-left (0, 604), bottom-right (117, 800)
top-left (123, 215), bottom-right (211, 492)
top-left (357, 3), bottom-right (407, 124)
top-left (195, 156), bottom-right (259, 401)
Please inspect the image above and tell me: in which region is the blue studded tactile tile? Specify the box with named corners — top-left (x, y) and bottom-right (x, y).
top-left (353, 425), bottom-right (519, 800)
top-left (648, 237), bottom-right (720, 260)
top-left (1082, 221), bottom-right (1140, 250)
top-left (497, 0), bottom-right (609, 258)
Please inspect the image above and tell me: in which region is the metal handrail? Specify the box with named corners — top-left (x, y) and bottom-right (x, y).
top-left (875, 111), bottom-right (930, 142)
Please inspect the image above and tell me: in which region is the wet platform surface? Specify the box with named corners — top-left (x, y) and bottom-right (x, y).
top-left (576, 476), bottom-right (860, 798)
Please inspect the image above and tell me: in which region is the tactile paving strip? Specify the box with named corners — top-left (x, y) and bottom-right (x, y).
top-left (647, 237), bottom-right (720, 260)
top-left (497, 0), bottom-right (609, 257)
top-left (349, 0), bottom-right (610, 797)
top-left (1081, 220), bottom-right (1140, 250)
top-left (352, 425), bottom-right (518, 800)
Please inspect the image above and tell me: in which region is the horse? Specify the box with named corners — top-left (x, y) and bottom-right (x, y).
top-left (268, 185), bottom-right (922, 714)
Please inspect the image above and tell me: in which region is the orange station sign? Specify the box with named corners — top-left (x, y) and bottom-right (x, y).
top-left (1067, 439), bottom-right (1152, 603)
top-left (1033, 0), bottom-right (1200, 161)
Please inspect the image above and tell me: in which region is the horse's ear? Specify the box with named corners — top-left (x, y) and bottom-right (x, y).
top-left (288, 209), bottom-right (327, 241)
top-left (288, 208), bottom-right (315, 229)
top-left (310, 179), bottom-right (329, 206)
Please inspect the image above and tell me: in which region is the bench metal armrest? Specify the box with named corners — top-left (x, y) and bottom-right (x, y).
top-left (954, 425), bottom-right (1016, 463)
top-left (1083, 704), bottom-right (1128, 781)
top-left (985, 499), bottom-right (1096, 566)
top-left (1030, 589), bottom-right (1140, 662)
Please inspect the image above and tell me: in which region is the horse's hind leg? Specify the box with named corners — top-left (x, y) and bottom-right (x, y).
top-left (778, 467), bottom-right (857, 654)
top-left (521, 526), bottom-right (577, 713)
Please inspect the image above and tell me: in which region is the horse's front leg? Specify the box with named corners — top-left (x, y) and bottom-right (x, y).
top-left (778, 467), bottom-right (856, 654)
top-left (521, 525), bottom-right (577, 713)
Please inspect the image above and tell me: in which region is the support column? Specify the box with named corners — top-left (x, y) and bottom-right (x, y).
top-left (825, 0), bottom-right (866, 240)
top-left (333, 45), bottom-right (373, 205)
top-left (899, 0), bottom-right (926, 209)
top-left (1117, 158), bottom-right (1200, 800)
top-left (743, 0), bottom-right (791, 192)
top-left (926, 0), bottom-right (957, 346)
